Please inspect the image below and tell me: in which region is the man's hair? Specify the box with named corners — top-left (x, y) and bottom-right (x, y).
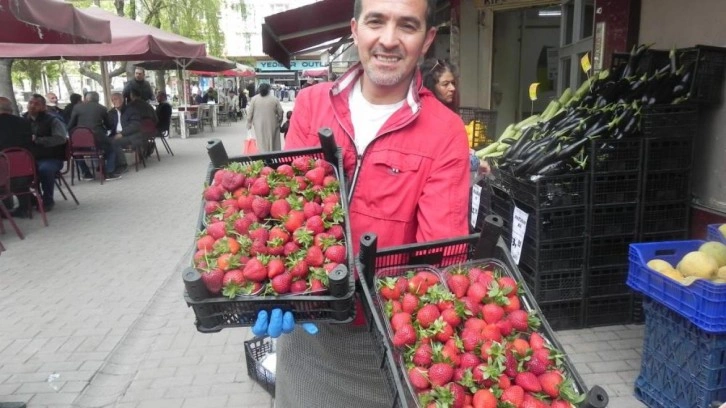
top-left (130, 88), bottom-right (141, 99)
top-left (354, 0), bottom-right (436, 29)
top-left (135, 67), bottom-right (145, 74)
top-left (86, 91), bottom-right (100, 103)
top-left (70, 93), bottom-right (82, 104)
top-left (258, 83), bottom-right (271, 97)
top-left (0, 97), bottom-right (13, 113)
top-left (31, 94), bottom-right (46, 105)
top-left (157, 91), bottom-right (167, 101)
top-left (111, 92), bottom-right (123, 100)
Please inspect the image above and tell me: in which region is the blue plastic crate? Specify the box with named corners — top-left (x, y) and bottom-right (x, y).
top-left (642, 298), bottom-right (726, 389)
top-left (708, 224), bottom-right (726, 244)
top-left (627, 240), bottom-right (726, 333)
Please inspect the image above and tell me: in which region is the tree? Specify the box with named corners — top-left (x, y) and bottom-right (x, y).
top-left (0, 60), bottom-right (17, 114)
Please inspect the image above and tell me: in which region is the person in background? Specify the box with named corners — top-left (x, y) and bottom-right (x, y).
top-left (0, 96), bottom-right (34, 217)
top-left (202, 87), bottom-right (217, 103)
top-left (194, 93), bottom-right (204, 105)
top-left (111, 89), bottom-right (156, 170)
top-left (61, 93), bottom-right (83, 124)
top-left (155, 91), bottom-right (172, 137)
top-left (280, 110), bottom-right (292, 139)
top-left (67, 91), bottom-right (120, 181)
top-left (22, 94), bottom-right (67, 212)
top-left (122, 67), bottom-right (154, 103)
top-left (246, 82), bottom-right (283, 153)
top-left (228, 91), bottom-right (239, 119)
top-left (420, 58), bottom-right (458, 111)
top-left (252, 0), bottom-right (469, 406)
top-left (239, 89), bottom-right (248, 119)
top-left (45, 92), bottom-right (63, 120)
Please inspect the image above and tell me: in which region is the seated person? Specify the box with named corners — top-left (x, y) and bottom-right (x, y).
top-left (155, 92), bottom-right (172, 136)
top-left (0, 96), bottom-right (34, 217)
top-left (67, 91), bottom-right (120, 180)
top-left (61, 93), bottom-right (82, 124)
top-left (112, 88), bottom-right (157, 165)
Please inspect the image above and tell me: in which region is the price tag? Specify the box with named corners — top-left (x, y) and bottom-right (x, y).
top-left (470, 184), bottom-right (483, 228)
top-left (528, 82), bottom-right (539, 101)
top-left (510, 206), bottom-right (529, 265)
top-left (581, 52), bottom-right (592, 73)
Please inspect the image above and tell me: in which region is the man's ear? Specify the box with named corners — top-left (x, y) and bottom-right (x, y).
top-left (421, 27), bottom-right (437, 56)
top-left (351, 17), bottom-right (359, 46)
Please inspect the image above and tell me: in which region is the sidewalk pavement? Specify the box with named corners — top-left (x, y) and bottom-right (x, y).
top-left (0, 109), bottom-right (645, 408)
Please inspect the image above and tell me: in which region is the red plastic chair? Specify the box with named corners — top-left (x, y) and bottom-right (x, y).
top-left (141, 118), bottom-right (160, 162)
top-left (1, 147), bottom-right (48, 227)
top-left (55, 142), bottom-right (79, 205)
top-left (0, 152), bottom-right (24, 240)
top-left (69, 127), bottom-right (105, 185)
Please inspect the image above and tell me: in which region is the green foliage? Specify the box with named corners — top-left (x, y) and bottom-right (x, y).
top-left (11, 61), bottom-right (63, 92)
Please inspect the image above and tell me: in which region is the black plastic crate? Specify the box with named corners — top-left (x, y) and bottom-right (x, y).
top-left (184, 143), bottom-right (358, 333)
top-left (590, 204), bottom-right (639, 237)
top-left (521, 237), bottom-right (587, 272)
top-left (642, 104), bottom-right (699, 139)
top-left (459, 107), bottom-right (498, 149)
top-left (499, 171), bottom-right (589, 210)
top-left (519, 263), bottom-right (584, 302)
top-left (585, 293), bottom-right (634, 327)
top-left (589, 235), bottom-right (635, 268)
top-left (642, 170), bottom-right (691, 202)
top-left (679, 45), bottom-right (726, 105)
top-left (638, 229), bottom-right (690, 242)
top-left (245, 336), bottom-right (276, 397)
top-left (516, 201), bottom-right (588, 242)
top-left (590, 138), bottom-right (643, 174)
top-left (643, 137), bottom-right (694, 172)
top-left (591, 172), bottom-right (641, 205)
top-left (640, 202), bottom-right (690, 234)
top-left (586, 264), bottom-right (630, 297)
top-left (539, 299), bottom-right (585, 331)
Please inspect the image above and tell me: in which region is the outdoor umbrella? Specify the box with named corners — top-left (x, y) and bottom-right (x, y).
top-left (190, 63), bottom-right (256, 78)
top-left (0, 0), bottom-right (112, 44)
top-left (137, 56), bottom-right (237, 103)
top-left (301, 68), bottom-right (329, 79)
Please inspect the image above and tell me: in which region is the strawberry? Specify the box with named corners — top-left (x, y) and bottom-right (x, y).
top-left (441, 308), bottom-right (462, 327)
top-left (539, 371), bottom-right (563, 398)
top-left (412, 343), bottom-right (433, 367)
top-left (509, 309), bottom-right (539, 332)
top-left (390, 312), bottom-right (412, 332)
top-left (269, 272), bottom-right (292, 294)
top-left (216, 253), bottom-right (238, 271)
top-left (305, 215), bottom-right (325, 235)
top-left (206, 221), bottom-right (227, 240)
top-left (283, 241), bottom-right (300, 256)
top-left (498, 374), bottom-right (511, 390)
top-left (402, 293), bottom-right (419, 314)
top-left (309, 276), bottom-right (326, 292)
top-left (416, 304), bottom-right (441, 329)
top-left (482, 303), bottom-right (505, 324)
top-left (290, 279), bottom-right (308, 293)
top-left (378, 277), bottom-right (402, 301)
top-left (323, 175), bottom-right (337, 187)
top-left (201, 269), bottom-right (224, 294)
top-left (249, 178), bottom-right (270, 196)
top-left (324, 244), bottom-right (346, 264)
top-left (288, 258), bottom-right (309, 279)
top-left (515, 371), bottom-right (542, 393)
top-left (434, 322), bottom-right (455, 343)
top-left (322, 192), bottom-right (339, 205)
top-left (237, 193), bottom-right (254, 211)
top-left (501, 385), bottom-right (524, 407)
top-left (276, 164), bottom-right (295, 178)
top-left (305, 167), bottom-right (326, 186)
top-left (212, 170), bottom-right (225, 186)
top-left (292, 157), bottom-right (311, 173)
top-left (267, 257), bottom-right (286, 279)
top-left (408, 366), bottom-right (430, 391)
top-left (222, 269), bottom-right (245, 286)
top-left (472, 389), bottom-right (497, 408)
top-left (550, 400), bottom-right (573, 408)
top-left (428, 363), bottom-right (454, 387)
top-left (242, 258), bottom-right (267, 282)
top-left (293, 176), bottom-right (308, 191)
top-left (526, 349), bottom-right (550, 376)
top-left (269, 226), bottom-right (290, 244)
top-left (461, 296), bottom-right (481, 316)
top-left (305, 245), bottom-right (325, 267)
top-left (233, 217), bottom-right (253, 235)
top-left (248, 225), bottom-right (269, 242)
top-left (447, 382), bottom-right (466, 408)
top-left (466, 282), bottom-right (488, 304)
top-left (392, 324), bottom-right (417, 347)
top-left (270, 199), bottom-right (291, 219)
top-left (327, 224), bottom-right (344, 240)
top-left (522, 393), bottom-right (547, 408)
top-left (251, 196), bottom-right (271, 219)
top-left (460, 328), bottom-right (481, 352)
top-left (496, 318), bottom-right (514, 336)
top-left (314, 158), bottom-right (333, 174)
top-left (284, 210), bottom-right (305, 232)
top-left (197, 235), bottom-right (215, 252)
top-left (499, 276), bottom-right (518, 294)
top-left (272, 184), bottom-right (291, 199)
top-left (260, 166), bottom-right (274, 176)
top-left (511, 337), bottom-right (531, 357)
top-left (408, 271), bottom-right (439, 295)
top-left (204, 201), bottom-right (220, 214)
top-left (530, 332), bottom-right (546, 350)
top-left (203, 185), bottom-right (224, 201)
top-left (481, 324), bottom-right (502, 342)
top-left (504, 294), bottom-right (522, 313)
top-left (459, 352), bottom-right (480, 369)
top-left (303, 201), bottom-right (323, 218)
top-left (504, 351), bottom-right (519, 377)
top-left (447, 273), bottom-right (470, 299)
top-left (221, 171), bottom-right (245, 192)
top-left (293, 227), bottom-right (314, 248)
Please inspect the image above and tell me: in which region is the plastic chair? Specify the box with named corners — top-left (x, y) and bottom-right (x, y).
top-left (55, 142), bottom-right (79, 205)
top-left (141, 118), bottom-right (160, 162)
top-left (158, 130), bottom-right (174, 156)
top-left (184, 110), bottom-right (200, 135)
top-left (1, 147), bottom-right (48, 227)
top-left (69, 127), bottom-right (105, 185)
top-left (0, 152), bottom-right (24, 240)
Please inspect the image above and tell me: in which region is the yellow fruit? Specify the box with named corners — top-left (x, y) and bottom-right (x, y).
top-left (677, 251), bottom-right (719, 279)
top-left (699, 242), bottom-right (726, 267)
top-left (719, 224), bottom-right (726, 238)
top-left (717, 266), bottom-right (726, 280)
top-left (660, 267), bottom-right (685, 282)
top-left (647, 259), bottom-right (674, 273)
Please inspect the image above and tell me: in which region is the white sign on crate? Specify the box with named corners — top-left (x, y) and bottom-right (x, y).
top-left (510, 206), bottom-right (529, 265)
top-left (470, 184), bottom-right (483, 228)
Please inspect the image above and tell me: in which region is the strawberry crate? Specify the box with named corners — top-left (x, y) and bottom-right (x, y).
top-left (590, 172), bottom-right (641, 205)
top-left (244, 336), bottom-right (275, 397)
top-left (357, 232), bottom-right (600, 408)
top-left (627, 240), bottom-right (726, 333)
top-left (708, 224), bottom-right (726, 244)
top-left (183, 135), bottom-right (357, 333)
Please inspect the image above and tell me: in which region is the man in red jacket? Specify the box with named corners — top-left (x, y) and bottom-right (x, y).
top-left (253, 0), bottom-right (470, 406)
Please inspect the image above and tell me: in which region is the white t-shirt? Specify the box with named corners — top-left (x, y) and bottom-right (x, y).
top-left (349, 79), bottom-right (404, 153)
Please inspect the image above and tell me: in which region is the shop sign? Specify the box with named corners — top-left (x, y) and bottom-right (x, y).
top-left (256, 60), bottom-right (324, 72)
top-left (475, 0), bottom-right (560, 11)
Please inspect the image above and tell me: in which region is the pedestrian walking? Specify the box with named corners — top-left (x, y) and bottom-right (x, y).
top-left (246, 83), bottom-right (283, 152)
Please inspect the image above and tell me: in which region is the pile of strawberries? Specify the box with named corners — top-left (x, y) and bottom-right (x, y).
top-left (375, 265), bottom-right (584, 408)
top-left (194, 157), bottom-right (348, 298)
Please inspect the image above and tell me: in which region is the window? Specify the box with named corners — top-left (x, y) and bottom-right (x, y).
top-left (558, 0), bottom-right (595, 92)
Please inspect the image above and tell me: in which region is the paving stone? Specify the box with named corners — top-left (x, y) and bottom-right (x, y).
top-left (136, 398), bottom-right (185, 408)
top-left (586, 360), bottom-right (633, 373)
top-left (182, 395), bottom-right (229, 408)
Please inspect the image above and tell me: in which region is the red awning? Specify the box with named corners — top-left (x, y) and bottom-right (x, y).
top-left (0, 7), bottom-right (206, 61)
top-left (136, 56), bottom-right (236, 72)
top-left (262, 0), bottom-right (354, 68)
top-left (0, 0), bottom-right (112, 44)
top-left (302, 68), bottom-right (329, 78)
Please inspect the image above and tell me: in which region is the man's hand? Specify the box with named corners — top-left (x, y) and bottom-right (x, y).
top-left (252, 309), bottom-right (318, 338)
top-left (114, 133), bottom-right (123, 140)
top-left (479, 159), bottom-right (491, 176)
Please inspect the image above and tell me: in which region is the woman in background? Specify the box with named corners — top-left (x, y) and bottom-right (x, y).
top-left (420, 58), bottom-right (458, 111)
top-left (247, 83), bottom-right (283, 152)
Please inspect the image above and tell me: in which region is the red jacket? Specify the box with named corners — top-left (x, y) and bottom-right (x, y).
top-left (286, 64), bottom-right (470, 251)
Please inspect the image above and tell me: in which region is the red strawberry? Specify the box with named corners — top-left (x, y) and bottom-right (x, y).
top-left (416, 304), bottom-right (441, 329)
top-left (441, 308), bottom-right (462, 327)
top-left (270, 199), bottom-right (291, 220)
top-left (272, 184), bottom-right (291, 199)
top-left (408, 271), bottom-right (438, 295)
top-left (314, 158), bottom-right (333, 174)
top-left (292, 157), bottom-right (311, 173)
top-left (305, 167), bottom-right (326, 186)
top-left (482, 303), bottom-right (505, 324)
top-left (499, 276), bottom-right (518, 294)
top-left (267, 258), bottom-right (286, 279)
top-left (216, 253), bottom-right (237, 271)
top-left (289, 258), bottom-right (309, 279)
top-left (460, 352), bottom-right (480, 369)
top-left (260, 166), bottom-right (274, 176)
top-left (322, 192), bottom-right (339, 205)
top-left (530, 332), bottom-right (546, 350)
top-left (500, 385), bottom-right (524, 407)
top-left (276, 164), bottom-right (295, 178)
top-left (515, 372), bottom-right (542, 393)
top-left (221, 171), bottom-right (245, 191)
top-left (201, 269), bottom-right (224, 294)
top-left (269, 226), bottom-right (290, 244)
top-left (290, 279), bottom-right (308, 293)
top-left (323, 175), bottom-right (337, 187)
top-left (412, 343), bottom-right (433, 367)
top-left (324, 245), bottom-right (346, 264)
top-left (447, 273), bottom-right (470, 299)
top-left (504, 351), bottom-right (518, 377)
top-left (539, 371), bottom-right (563, 399)
top-left (283, 241), bottom-right (300, 256)
top-left (212, 169), bottom-right (225, 186)
top-left (460, 328), bottom-right (481, 352)
top-left (305, 245), bottom-right (325, 267)
top-left (522, 393), bottom-right (547, 408)
top-left (392, 324), bottom-right (417, 347)
top-left (466, 282), bottom-right (488, 304)
top-left (496, 319), bottom-right (514, 336)
top-left (305, 215), bottom-right (325, 235)
top-left (327, 224), bottom-right (344, 240)
top-left (508, 309), bottom-right (533, 332)
top-left (222, 269), bottom-right (245, 286)
top-left (526, 349), bottom-right (551, 376)
top-left (303, 201), bottom-right (323, 218)
top-left (284, 210), bottom-right (305, 232)
top-left (309, 277), bottom-right (326, 292)
top-left (434, 322), bottom-right (455, 343)
top-left (233, 217), bottom-right (253, 235)
top-left (498, 374), bottom-right (511, 390)
top-left (237, 194), bottom-right (254, 211)
top-left (196, 235), bottom-right (215, 252)
top-left (461, 296), bottom-right (481, 316)
top-left (251, 196), bottom-right (271, 219)
top-left (428, 363), bottom-right (454, 386)
top-left (378, 278), bottom-right (402, 301)
top-left (203, 185), bottom-right (224, 201)
top-left (472, 389), bottom-right (497, 408)
top-left (242, 258), bottom-right (267, 282)
top-left (249, 178), bottom-right (270, 196)
top-left (293, 176), bottom-right (308, 191)
top-left (204, 201), bottom-right (220, 214)
top-left (481, 324), bottom-right (502, 342)
top-left (270, 273), bottom-right (292, 294)
top-left (248, 226), bottom-right (269, 242)
top-left (550, 400), bottom-right (573, 408)
top-left (408, 366), bottom-right (429, 391)
top-left (390, 312), bottom-right (412, 332)
top-left (505, 295), bottom-right (522, 313)
top-left (447, 382), bottom-right (466, 408)
top-left (402, 293), bottom-right (419, 314)
top-left (206, 221), bottom-right (227, 240)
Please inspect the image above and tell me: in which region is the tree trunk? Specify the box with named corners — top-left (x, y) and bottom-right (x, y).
top-left (114, 0), bottom-right (125, 16)
top-left (61, 64), bottom-right (74, 95)
top-left (0, 59), bottom-right (18, 115)
top-left (154, 70), bottom-right (165, 96)
top-left (93, 0), bottom-right (101, 6)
